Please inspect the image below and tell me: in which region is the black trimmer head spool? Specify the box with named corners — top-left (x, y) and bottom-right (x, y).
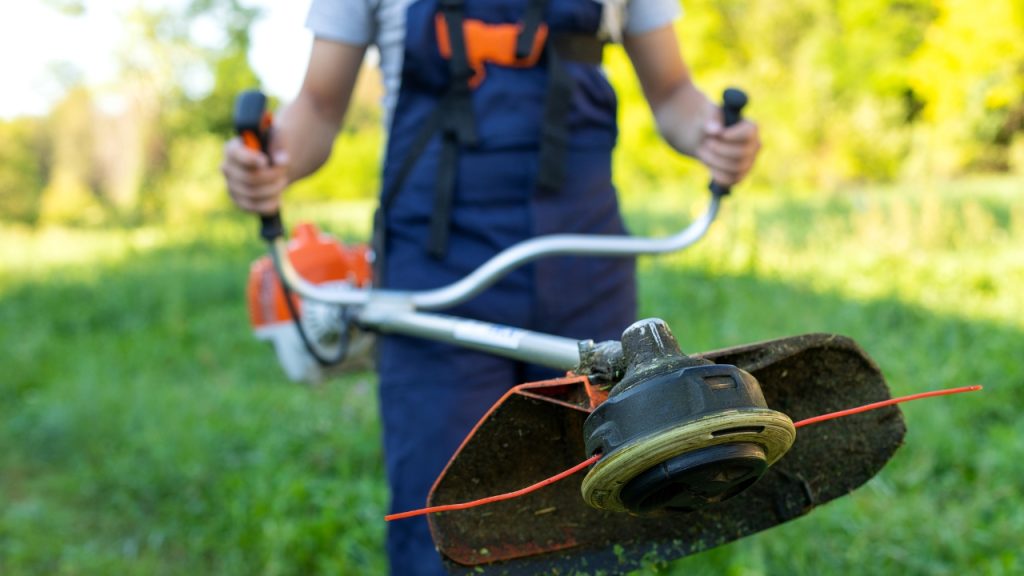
top-left (580, 319), bottom-right (795, 514)
top-left (619, 442), bottom-right (768, 513)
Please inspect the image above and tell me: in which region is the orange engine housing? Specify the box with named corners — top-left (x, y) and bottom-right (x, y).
top-left (248, 222), bottom-right (373, 328)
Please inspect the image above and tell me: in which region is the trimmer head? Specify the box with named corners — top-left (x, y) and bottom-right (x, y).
top-left (619, 441), bottom-right (768, 514)
top-left (581, 319), bottom-right (795, 515)
top-left (427, 332), bottom-right (906, 574)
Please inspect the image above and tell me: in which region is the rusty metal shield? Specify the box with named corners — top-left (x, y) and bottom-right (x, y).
top-left (427, 333), bottom-right (906, 575)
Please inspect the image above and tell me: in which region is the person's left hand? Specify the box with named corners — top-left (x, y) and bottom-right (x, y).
top-left (696, 113), bottom-right (761, 187)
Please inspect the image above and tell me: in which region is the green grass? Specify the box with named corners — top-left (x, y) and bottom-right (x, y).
top-left (1, 177), bottom-right (1022, 575)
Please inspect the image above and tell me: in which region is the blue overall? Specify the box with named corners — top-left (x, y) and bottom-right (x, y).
top-left (377, 1), bottom-right (635, 573)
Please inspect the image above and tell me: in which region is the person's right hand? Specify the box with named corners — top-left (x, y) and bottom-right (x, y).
top-left (221, 136), bottom-right (290, 215)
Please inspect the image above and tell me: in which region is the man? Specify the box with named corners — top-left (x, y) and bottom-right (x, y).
top-left (222, 1), bottom-right (760, 574)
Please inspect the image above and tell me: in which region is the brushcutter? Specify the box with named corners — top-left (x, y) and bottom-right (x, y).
top-left (235, 88), bottom-right (917, 574)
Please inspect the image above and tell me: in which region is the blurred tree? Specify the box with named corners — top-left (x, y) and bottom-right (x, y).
top-left (0, 117), bottom-right (50, 224)
top-left (608, 0), bottom-right (944, 195)
top-left (185, 0), bottom-right (262, 137)
top-left (95, 0), bottom-right (264, 220)
top-left (9, 0), bottom-right (265, 225)
top-left (909, 0), bottom-right (1024, 175)
top-left (37, 87), bottom-right (105, 226)
top-left (7, 0), bottom-right (1024, 228)
top-left (672, 0), bottom-right (938, 189)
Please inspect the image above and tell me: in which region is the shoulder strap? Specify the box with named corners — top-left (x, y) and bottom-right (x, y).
top-left (374, 0), bottom-right (479, 276)
top-left (428, 0), bottom-right (480, 258)
top-left (517, 0), bottom-right (548, 59)
top-left (536, 42), bottom-right (572, 194)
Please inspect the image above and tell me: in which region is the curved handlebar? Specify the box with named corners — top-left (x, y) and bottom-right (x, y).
top-left (265, 87), bottom-right (745, 313)
top-left (270, 195), bottom-right (722, 311)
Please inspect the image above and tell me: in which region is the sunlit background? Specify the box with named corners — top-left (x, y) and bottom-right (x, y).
top-left (0, 1), bottom-right (311, 119)
top-left (1, 1), bottom-right (1022, 575)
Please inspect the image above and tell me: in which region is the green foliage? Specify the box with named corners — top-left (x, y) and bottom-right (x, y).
top-left (0, 219), bottom-right (386, 575)
top-left (2, 0), bottom-right (264, 228)
top-left (607, 0), bottom-right (1024, 194)
top-left (36, 87), bottom-right (107, 226)
top-left (610, 0), bottom-right (943, 191)
top-left (116, 0), bottom-right (264, 221)
top-left (909, 0), bottom-right (1024, 174)
top-left (152, 134), bottom-right (236, 224)
top-left (4, 0), bottom-right (1024, 225)
top-left (189, 50), bottom-right (262, 139)
top-left (1, 178), bottom-right (1021, 574)
top-left (0, 118), bottom-right (49, 224)
top-left (636, 178), bottom-right (1024, 576)
top-left (180, 0), bottom-right (264, 138)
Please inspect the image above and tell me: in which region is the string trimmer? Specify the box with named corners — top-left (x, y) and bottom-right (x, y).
top-left (234, 89), bottom-right (976, 574)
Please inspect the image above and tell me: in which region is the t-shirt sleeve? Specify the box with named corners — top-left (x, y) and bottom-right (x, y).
top-left (625, 0), bottom-right (682, 36)
top-left (305, 0), bottom-right (377, 46)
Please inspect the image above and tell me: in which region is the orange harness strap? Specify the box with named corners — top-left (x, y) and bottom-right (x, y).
top-left (435, 14), bottom-right (549, 89)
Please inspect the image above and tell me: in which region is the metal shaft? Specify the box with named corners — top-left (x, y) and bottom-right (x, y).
top-left (358, 308), bottom-right (583, 371)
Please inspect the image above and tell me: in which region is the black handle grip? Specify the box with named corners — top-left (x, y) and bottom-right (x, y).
top-left (708, 87), bottom-right (749, 198)
top-left (233, 89), bottom-right (284, 242)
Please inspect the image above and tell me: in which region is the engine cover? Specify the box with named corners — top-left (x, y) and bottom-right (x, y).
top-left (248, 222), bottom-right (374, 383)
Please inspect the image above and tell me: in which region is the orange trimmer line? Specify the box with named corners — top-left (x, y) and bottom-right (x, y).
top-left (384, 454), bottom-right (602, 522)
top-left (386, 384), bottom-right (983, 522)
top-left (792, 385), bottom-right (982, 428)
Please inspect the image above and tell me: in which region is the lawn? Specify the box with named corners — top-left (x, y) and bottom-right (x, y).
top-left (1, 177), bottom-right (1021, 575)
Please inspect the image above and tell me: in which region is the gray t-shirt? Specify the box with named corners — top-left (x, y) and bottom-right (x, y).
top-left (306, 0), bottom-right (681, 127)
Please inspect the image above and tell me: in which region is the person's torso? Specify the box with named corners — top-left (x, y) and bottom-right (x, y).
top-left (374, 0), bottom-right (614, 136)
top-left (390, 0), bottom-right (617, 155)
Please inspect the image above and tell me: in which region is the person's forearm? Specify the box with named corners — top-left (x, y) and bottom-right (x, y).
top-left (625, 26), bottom-right (760, 187)
top-left (271, 39), bottom-right (366, 185)
top-left (623, 27), bottom-right (716, 160)
top-left (274, 89), bottom-right (346, 184)
top-left (650, 79), bottom-right (716, 159)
